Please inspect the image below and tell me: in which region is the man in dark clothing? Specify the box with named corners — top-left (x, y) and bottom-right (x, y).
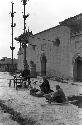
top-left (45, 85), bottom-right (67, 103)
top-left (21, 68), bottom-right (30, 81)
top-left (40, 77), bottom-right (50, 94)
top-left (21, 67), bottom-right (31, 87)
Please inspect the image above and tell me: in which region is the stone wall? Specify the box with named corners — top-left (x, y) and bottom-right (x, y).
top-left (22, 25), bottom-right (71, 79)
top-left (69, 31), bottom-right (82, 80)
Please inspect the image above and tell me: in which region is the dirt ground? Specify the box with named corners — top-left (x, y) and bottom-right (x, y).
top-left (0, 72), bottom-right (82, 125)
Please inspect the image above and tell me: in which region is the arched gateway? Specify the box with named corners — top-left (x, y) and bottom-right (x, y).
top-left (73, 54), bottom-right (82, 81)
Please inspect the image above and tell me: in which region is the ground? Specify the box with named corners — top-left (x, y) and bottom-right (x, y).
top-left (0, 72), bottom-right (82, 125)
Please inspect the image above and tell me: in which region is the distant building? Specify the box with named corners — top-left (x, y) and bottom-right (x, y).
top-left (17, 13), bottom-right (82, 81)
top-left (0, 57), bottom-right (18, 72)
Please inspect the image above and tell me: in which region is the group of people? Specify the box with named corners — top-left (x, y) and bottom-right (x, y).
top-left (20, 67), bottom-right (67, 103)
top-left (39, 76), bottom-right (66, 103)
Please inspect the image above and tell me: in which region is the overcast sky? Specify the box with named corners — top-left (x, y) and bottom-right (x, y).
top-left (0, 0), bottom-right (82, 59)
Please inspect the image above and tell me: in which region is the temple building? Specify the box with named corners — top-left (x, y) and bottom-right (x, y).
top-left (17, 13), bottom-right (82, 81)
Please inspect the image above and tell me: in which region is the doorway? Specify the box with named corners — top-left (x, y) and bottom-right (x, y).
top-left (73, 56), bottom-right (82, 81)
top-left (40, 55), bottom-right (47, 76)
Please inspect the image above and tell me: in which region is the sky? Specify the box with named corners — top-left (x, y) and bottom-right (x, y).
top-left (0, 0), bottom-right (82, 59)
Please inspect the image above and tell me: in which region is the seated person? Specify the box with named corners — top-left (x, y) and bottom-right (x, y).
top-left (45, 85), bottom-right (67, 103)
top-left (39, 77), bottom-right (51, 94)
top-left (21, 66), bottom-right (31, 87)
top-left (21, 67), bottom-right (30, 81)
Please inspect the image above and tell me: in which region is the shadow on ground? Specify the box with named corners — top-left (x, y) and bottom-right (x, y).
top-left (0, 100), bottom-right (38, 125)
top-left (68, 95), bottom-right (82, 108)
top-left (0, 95), bottom-right (81, 124)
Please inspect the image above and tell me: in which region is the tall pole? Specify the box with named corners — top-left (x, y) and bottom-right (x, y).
top-left (21, 0), bottom-right (29, 69)
top-left (10, 2), bottom-right (16, 73)
top-left (23, 2), bottom-right (27, 69)
top-left (12, 2), bottom-right (14, 69)
top-left (24, 2), bottom-right (26, 33)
